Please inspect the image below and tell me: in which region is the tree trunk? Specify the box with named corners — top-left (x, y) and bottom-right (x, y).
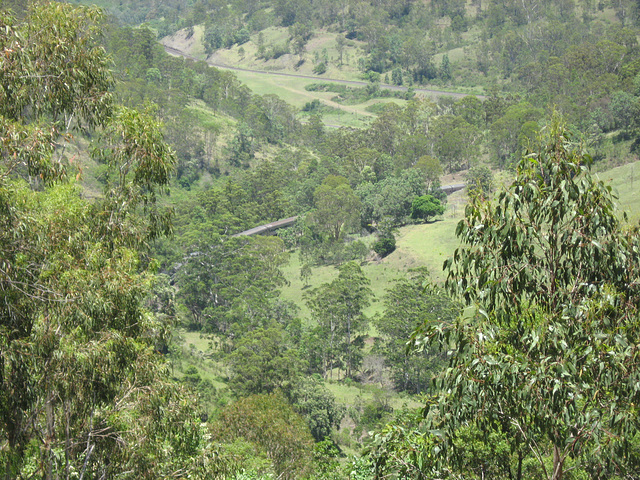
top-left (45, 392), bottom-right (54, 480)
top-left (552, 445), bottom-right (563, 480)
top-left (345, 316), bottom-right (352, 378)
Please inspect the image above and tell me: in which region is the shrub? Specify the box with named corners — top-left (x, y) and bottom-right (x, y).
top-left (313, 62), bottom-right (327, 75)
top-left (373, 234), bottom-right (396, 258)
top-left (410, 195), bottom-right (445, 222)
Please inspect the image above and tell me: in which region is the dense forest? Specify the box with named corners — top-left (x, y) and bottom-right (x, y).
top-left (1, 0), bottom-right (640, 479)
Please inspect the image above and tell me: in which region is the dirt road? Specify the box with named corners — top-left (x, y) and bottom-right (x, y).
top-left (163, 45), bottom-right (485, 101)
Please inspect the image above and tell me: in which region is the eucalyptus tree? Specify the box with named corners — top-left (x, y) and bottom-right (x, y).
top-left (0, 3), bottom-right (223, 478)
top-left (306, 262), bottom-right (372, 379)
top-left (212, 393), bottom-right (315, 480)
top-left (176, 235), bottom-right (289, 334)
top-left (430, 114), bottom-right (481, 172)
top-left (227, 323), bottom-right (304, 396)
top-left (413, 117), bottom-right (640, 479)
top-left (374, 269), bottom-right (459, 393)
top-left (310, 175), bottom-right (361, 242)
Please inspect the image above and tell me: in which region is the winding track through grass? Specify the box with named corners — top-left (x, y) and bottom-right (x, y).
top-left (163, 45), bottom-right (485, 101)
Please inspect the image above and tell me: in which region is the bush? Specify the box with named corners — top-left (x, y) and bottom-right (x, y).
top-left (302, 99), bottom-right (321, 112)
top-left (465, 165), bottom-right (494, 199)
top-left (344, 239), bottom-right (369, 263)
top-left (234, 28), bottom-right (250, 45)
top-left (373, 234), bottom-right (396, 258)
top-left (313, 62), bottom-right (327, 75)
top-left (212, 393), bottom-right (314, 480)
top-left (411, 195), bottom-right (445, 222)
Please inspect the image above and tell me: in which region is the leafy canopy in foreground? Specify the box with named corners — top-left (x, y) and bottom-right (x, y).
top-left (413, 117), bottom-right (640, 480)
top-left (0, 3), bottom-right (222, 478)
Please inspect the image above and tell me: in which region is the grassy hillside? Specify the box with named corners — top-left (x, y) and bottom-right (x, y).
top-left (163, 26), bottom-right (367, 80)
top-left (598, 160), bottom-right (640, 224)
top-left (279, 159), bottom-right (640, 322)
top-left (160, 26), bottom-right (481, 129)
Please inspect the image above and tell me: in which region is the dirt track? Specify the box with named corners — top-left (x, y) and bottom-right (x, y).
top-left (163, 45), bottom-right (485, 101)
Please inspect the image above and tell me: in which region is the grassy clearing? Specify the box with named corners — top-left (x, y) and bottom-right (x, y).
top-left (232, 70), bottom-right (316, 106)
top-left (209, 27), bottom-right (367, 82)
top-left (279, 190), bottom-right (468, 323)
top-left (232, 68), bottom-right (384, 128)
top-left (172, 330), bottom-right (229, 390)
top-left (279, 251), bottom-right (342, 320)
top-left (326, 381), bottom-right (422, 410)
top-left (596, 159), bottom-right (640, 224)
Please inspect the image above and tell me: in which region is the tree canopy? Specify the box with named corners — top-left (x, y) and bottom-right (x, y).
top-left (0, 3), bottom-right (222, 478)
top-left (410, 194), bottom-right (445, 223)
top-left (414, 117), bottom-right (640, 479)
top-left (306, 262), bottom-right (372, 379)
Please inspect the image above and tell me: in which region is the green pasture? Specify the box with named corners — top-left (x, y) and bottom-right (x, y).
top-left (279, 190), bottom-right (468, 323)
top-left (596, 159), bottom-right (640, 224)
top-left (326, 381), bottom-right (422, 410)
top-left (232, 69), bottom-right (382, 128)
top-left (232, 70), bottom-right (341, 106)
top-left (172, 330), bottom-right (229, 390)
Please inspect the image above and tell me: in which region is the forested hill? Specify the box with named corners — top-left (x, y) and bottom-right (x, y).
top-left (2, 1), bottom-right (640, 479)
top-left (81, 0), bottom-right (640, 132)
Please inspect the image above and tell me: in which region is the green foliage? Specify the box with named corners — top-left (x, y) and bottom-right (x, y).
top-left (358, 169), bottom-right (426, 227)
top-left (300, 262), bottom-right (313, 286)
top-left (440, 54), bottom-right (451, 81)
top-left (0, 5), bottom-right (224, 477)
top-left (302, 98), bottom-right (322, 112)
top-left (175, 236), bottom-right (289, 333)
top-left (410, 195), bottom-right (445, 223)
top-left (212, 393), bottom-right (315, 480)
top-left (359, 397), bottom-right (393, 431)
top-left (0, 2), bottom-right (112, 127)
top-left (288, 376), bottom-right (344, 442)
top-left (465, 164), bottom-right (494, 200)
top-left (430, 114), bottom-right (481, 173)
top-left (312, 438), bottom-right (343, 479)
top-left (489, 102), bottom-right (543, 167)
top-left (374, 268), bottom-right (459, 393)
top-left (415, 156), bottom-right (443, 191)
top-left (452, 96), bottom-right (486, 128)
top-left (0, 1), bottom-right (112, 185)
top-left (309, 175), bottom-right (361, 241)
top-left (300, 233), bottom-right (370, 267)
top-left (313, 62), bottom-right (328, 75)
top-left (366, 409), bottom-right (439, 480)
top-left (372, 233), bottom-right (396, 258)
top-left (415, 117), bottom-right (640, 479)
top-left (228, 323), bottom-right (304, 396)
top-left (259, 41), bottom-right (291, 60)
top-left (391, 68), bottom-right (403, 85)
top-left (305, 262), bottom-right (372, 379)
top-left (92, 105), bottom-right (176, 242)
top-left (204, 22), bottom-right (243, 52)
